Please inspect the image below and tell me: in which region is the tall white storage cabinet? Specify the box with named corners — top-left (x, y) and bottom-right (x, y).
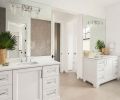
top-left (83, 56), bottom-right (119, 88)
top-left (13, 67), bottom-right (42, 100)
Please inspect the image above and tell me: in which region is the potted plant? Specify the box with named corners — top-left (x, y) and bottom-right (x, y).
top-left (0, 32), bottom-right (17, 65)
top-left (95, 40), bottom-right (109, 55)
top-left (95, 40), bottom-right (105, 53)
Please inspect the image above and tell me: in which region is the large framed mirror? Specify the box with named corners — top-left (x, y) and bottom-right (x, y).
top-left (7, 21), bottom-right (27, 61)
top-left (83, 15), bottom-right (106, 52)
top-left (31, 19), bottom-right (51, 57)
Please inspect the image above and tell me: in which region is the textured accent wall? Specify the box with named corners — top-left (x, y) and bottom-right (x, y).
top-left (31, 19), bottom-right (51, 56)
top-left (54, 23), bottom-right (60, 61)
top-left (0, 7), bottom-right (6, 32)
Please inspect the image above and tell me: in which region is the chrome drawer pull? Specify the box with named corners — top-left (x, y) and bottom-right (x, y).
top-left (47, 82), bottom-right (52, 84)
top-left (0, 92), bottom-right (7, 96)
top-left (46, 90), bottom-right (56, 96)
top-left (47, 69), bottom-right (56, 73)
top-left (47, 79), bottom-right (56, 84)
top-left (47, 81), bottom-right (56, 84)
top-left (0, 78), bottom-right (6, 81)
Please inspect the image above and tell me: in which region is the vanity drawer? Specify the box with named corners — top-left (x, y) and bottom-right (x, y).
top-left (2, 98), bottom-right (12, 100)
top-left (43, 76), bottom-right (59, 89)
top-left (112, 57), bottom-right (118, 61)
top-left (113, 63), bottom-right (118, 68)
top-left (97, 60), bottom-right (105, 65)
top-left (97, 71), bottom-right (104, 78)
top-left (43, 88), bottom-right (58, 100)
top-left (113, 60), bottom-right (118, 65)
top-left (98, 76), bottom-right (105, 84)
top-left (97, 64), bottom-right (105, 71)
top-left (0, 85), bottom-right (12, 100)
top-left (4, 98), bottom-right (12, 100)
top-left (0, 71), bottom-right (12, 86)
top-left (97, 71), bottom-right (105, 84)
top-left (43, 65), bottom-right (59, 77)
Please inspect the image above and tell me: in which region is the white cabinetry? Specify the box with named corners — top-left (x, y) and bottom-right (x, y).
top-left (0, 63), bottom-right (60, 100)
top-left (0, 71), bottom-right (12, 100)
top-left (13, 67), bottom-right (42, 100)
top-left (43, 65), bottom-right (59, 100)
top-left (83, 56), bottom-right (119, 88)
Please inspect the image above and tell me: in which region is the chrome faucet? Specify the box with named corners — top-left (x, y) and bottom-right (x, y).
top-left (19, 50), bottom-right (23, 62)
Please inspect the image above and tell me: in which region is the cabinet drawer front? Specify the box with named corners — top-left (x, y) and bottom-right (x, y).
top-left (43, 76), bottom-right (59, 89)
top-left (97, 64), bottom-right (105, 71)
top-left (0, 85), bottom-right (12, 100)
top-left (0, 71), bottom-right (12, 86)
top-left (98, 77), bottom-right (105, 84)
top-left (97, 72), bottom-right (105, 84)
top-left (113, 63), bottom-right (118, 68)
top-left (113, 57), bottom-right (118, 61)
top-left (43, 65), bottom-right (59, 77)
top-left (97, 60), bottom-right (105, 65)
top-left (3, 98), bottom-right (12, 100)
top-left (113, 61), bottom-right (118, 65)
top-left (43, 88), bottom-right (58, 100)
top-left (97, 71), bottom-right (104, 78)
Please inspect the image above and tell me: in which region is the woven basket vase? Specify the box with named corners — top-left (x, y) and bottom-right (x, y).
top-left (0, 49), bottom-right (7, 64)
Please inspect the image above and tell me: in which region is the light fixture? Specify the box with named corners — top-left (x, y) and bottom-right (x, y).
top-left (9, 0), bottom-right (41, 15)
top-left (22, 4), bottom-right (32, 12)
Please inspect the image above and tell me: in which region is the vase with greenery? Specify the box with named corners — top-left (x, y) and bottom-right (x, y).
top-left (95, 40), bottom-right (105, 52)
top-left (0, 32), bottom-right (17, 65)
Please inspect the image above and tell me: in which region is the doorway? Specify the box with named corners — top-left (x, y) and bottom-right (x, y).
top-left (54, 23), bottom-right (60, 62)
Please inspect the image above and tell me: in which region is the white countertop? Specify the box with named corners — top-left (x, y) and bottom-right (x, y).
top-left (84, 55), bottom-right (118, 60)
top-left (0, 60), bottom-right (60, 71)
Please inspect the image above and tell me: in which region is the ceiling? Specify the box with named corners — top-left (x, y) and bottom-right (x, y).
top-left (29, 0), bottom-right (120, 8)
top-left (2, 0), bottom-right (120, 18)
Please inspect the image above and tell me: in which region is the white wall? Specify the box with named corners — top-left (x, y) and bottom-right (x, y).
top-left (106, 3), bottom-right (120, 55)
top-left (33, 0), bottom-right (105, 18)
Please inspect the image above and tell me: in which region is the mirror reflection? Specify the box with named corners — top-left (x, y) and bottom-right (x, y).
top-left (8, 22), bottom-right (27, 59)
top-left (83, 15), bottom-right (106, 54)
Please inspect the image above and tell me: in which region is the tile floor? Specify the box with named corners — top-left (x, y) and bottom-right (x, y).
top-left (60, 72), bottom-right (120, 100)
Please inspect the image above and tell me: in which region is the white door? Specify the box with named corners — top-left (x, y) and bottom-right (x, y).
top-left (73, 30), bottom-right (77, 72)
top-left (60, 23), bottom-right (69, 72)
top-left (13, 67), bottom-right (42, 100)
top-left (74, 16), bottom-right (83, 79)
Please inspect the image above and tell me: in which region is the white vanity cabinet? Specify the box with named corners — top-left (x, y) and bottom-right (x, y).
top-left (0, 62), bottom-right (60, 100)
top-left (43, 65), bottom-right (59, 100)
top-left (0, 71), bottom-right (12, 100)
top-left (83, 56), bottom-right (119, 88)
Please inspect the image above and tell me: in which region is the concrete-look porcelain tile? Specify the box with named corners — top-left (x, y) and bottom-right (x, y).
top-left (60, 73), bottom-right (120, 100)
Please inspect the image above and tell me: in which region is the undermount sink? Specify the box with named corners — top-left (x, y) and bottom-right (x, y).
top-left (12, 62), bottom-right (39, 66)
top-left (21, 62), bottom-right (39, 65)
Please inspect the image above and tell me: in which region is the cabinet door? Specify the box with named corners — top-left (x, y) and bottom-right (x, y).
top-left (13, 67), bottom-right (42, 100)
top-left (104, 59), bottom-right (113, 82)
top-left (112, 59), bottom-right (118, 78)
